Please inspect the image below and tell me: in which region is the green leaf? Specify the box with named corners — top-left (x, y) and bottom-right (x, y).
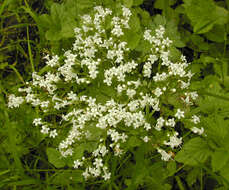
top-left (133, 0), bottom-right (143, 6)
top-left (153, 14), bottom-right (166, 26)
top-left (72, 145), bottom-right (85, 160)
top-left (46, 29), bottom-right (62, 41)
top-left (175, 137), bottom-right (211, 165)
top-left (211, 150), bottom-right (229, 172)
top-left (166, 161), bottom-right (176, 177)
top-left (186, 168), bottom-right (200, 187)
top-left (220, 160), bottom-right (229, 184)
top-left (166, 21), bottom-right (185, 48)
top-left (37, 14), bottom-right (52, 30)
top-left (194, 19), bottom-right (215, 34)
top-left (0, 63), bottom-right (8, 70)
top-left (124, 31), bottom-right (141, 50)
top-left (46, 148), bottom-right (65, 168)
top-left (77, 0), bottom-right (95, 10)
top-left (205, 25), bottom-right (226, 42)
top-left (154, 0), bottom-right (177, 9)
top-left (127, 136), bottom-right (142, 148)
top-left (51, 170), bottom-right (83, 185)
top-left (50, 3), bottom-right (62, 27)
top-left (123, 0), bottom-right (133, 8)
top-left (183, 0), bottom-right (228, 34)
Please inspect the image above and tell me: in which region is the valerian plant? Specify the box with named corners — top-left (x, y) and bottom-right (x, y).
top-left (8, 5), bottom-right (204, 181)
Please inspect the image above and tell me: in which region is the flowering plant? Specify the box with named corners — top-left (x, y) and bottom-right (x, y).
top-left (8, 5), bottom-right (203, 181)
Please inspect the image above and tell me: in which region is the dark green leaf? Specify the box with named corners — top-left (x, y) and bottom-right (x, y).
top-left (175, 137), bottom-right (212, 165)
top-left (211, 150), bottom-right (229, 171)
top-left (46, 148), bottom-right (65, 168)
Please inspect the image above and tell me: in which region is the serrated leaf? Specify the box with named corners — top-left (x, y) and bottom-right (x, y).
top-left (50, 3), bottom-right (62, 27)
top-left (187, 168), bottom-right (200, 186)
top-left (175, 137), bottom-right (211, 165)
top-left (46, 148), bottom-right (65, 168)
top-left (154, 14), bottom-right (166, 26)
top-left (211, 150), bottom-right (229, 172)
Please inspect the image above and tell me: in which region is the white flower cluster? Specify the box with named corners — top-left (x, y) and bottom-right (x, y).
top-left (8, 5), bottom-right (204, 181)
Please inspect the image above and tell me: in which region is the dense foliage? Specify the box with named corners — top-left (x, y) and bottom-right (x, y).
top-left (1, 0), bottom-right (229, 189)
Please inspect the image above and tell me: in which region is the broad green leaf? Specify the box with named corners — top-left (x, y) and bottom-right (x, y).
top-left (76, 0), bottom-right (94, 10)
top-left (175, 137), bottom-right (212, 165)
top-left (72, 145), bottom-right (85, 160)
top-left (51, 170), bottom-right (83, 185)
top-left (183, 0), bottom-right (228, 34)
top-left (127, 136), bottom-right (142, 148)
top-left (186, 168), bottom-right (200, 187)
top-left (211, 150), bottom-right (229, 172)
top-left (154, 0), bottom-right (177, 9)
top-left (37, 14), bottom-right (52, 30)
top-left (46, 29), bottom-right (62, 41)
top-left (205, 25), bottom-right (225, 43)
top-left (153, 14), bottom-right (166, 26)
top-left (50, 3), bottom-right (62, 27)
top-left (166, 21), bottom-right (185, 48)
top-left (166, 161), bottom-right (176, 177)
top-left (194, 19), bottom-right (215, 34)
top-left (133, 0), bottom-right (143, 6)
top-left (191, 35), bottom-right (209, 51)
top-left (46, 148), bottom-right (65, 168)
top-left (124, 31), bottom-right (141, 50)
top-left (128, 11), bottom-right (141, 32)
top-left (0, 63), bottom-right (8, 70)
top-left (61, 18), bottom-right (77, 38)
top-left (123, 0), bottom-right (133, 8)
top-left (215, 6), bottom-right (228, 25)
top-left (220, 160), bottom-right (229, 184)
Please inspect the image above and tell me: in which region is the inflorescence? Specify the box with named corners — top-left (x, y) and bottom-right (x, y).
top-left (8, 5), bottom-right (204, 181)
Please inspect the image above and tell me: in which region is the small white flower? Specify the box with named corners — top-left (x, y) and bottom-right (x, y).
top-left (191, 115), bottom-right (200, 124)
top-left (103, 172), bottom-right (111, 180)
top-left (164, 133), bottom-right (182, 149)
top-left (49, 129), bottom-right (58, 138)
top-left (33, 118), bottom-right (42, 126)
top-left (191, 127), bottom-right (204, 135)
top-left (74, 160), bottom-right (83, 169)
top-left (144, 123), bottom-right (151, 131)
top-left (157, 148), bottom-right (172, 161)
top-left (165, 118), bottom-right (176, 127)
top-left (41, 125), bottom-right (50, 134)
top-left (93, 158), bottom-right (103, 168)
top-left (175, 109), bottom-right (185, 119)
top-left (154, 87), bottom-right (163, 97)
top-left (126, 89), bottom-right (136, 99)
top-left (143, 136), bottom-right (149, 142)
top-left (82, 168), bottom-right (90, 179)
top-left (8, 94), bottom-right (24, 108)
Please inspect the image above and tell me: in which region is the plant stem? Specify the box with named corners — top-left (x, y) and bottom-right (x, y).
top-left (175, 176), bottom-right (185, 190)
